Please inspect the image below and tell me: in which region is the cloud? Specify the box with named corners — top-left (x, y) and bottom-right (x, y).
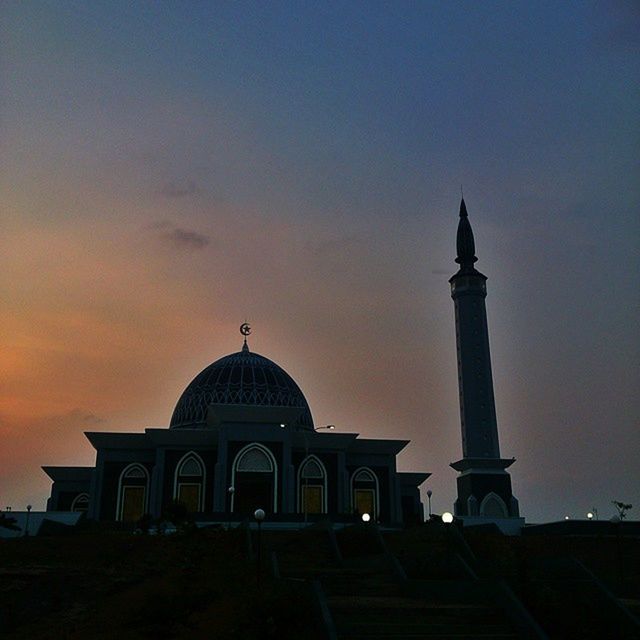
top-left (159, 181), bottom-right (199, 199)
top-left (164, 227), bottom-right (210, 250)
top-left (147, 221), bottom-right (211, 250)
top-left (0, 408), bottom-right (105, 435)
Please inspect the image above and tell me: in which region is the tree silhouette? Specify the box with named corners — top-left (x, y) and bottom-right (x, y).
top-left (612, 501), bottom-right (632, 520)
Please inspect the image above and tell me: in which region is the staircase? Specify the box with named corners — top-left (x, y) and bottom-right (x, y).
top-left (271, 524), bottom-right (522, 639)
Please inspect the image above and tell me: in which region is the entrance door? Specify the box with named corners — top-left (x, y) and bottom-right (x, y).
top-left (354, 489), bottom-right (375, 519)
top-left (302, 485), bottom-right (323, 514)
top-left (121, 486), bottom-right (145, 522)
top-left (178, 483), bottom-right (201, 513)
top-left (234, 473), bottom-right (273, 514)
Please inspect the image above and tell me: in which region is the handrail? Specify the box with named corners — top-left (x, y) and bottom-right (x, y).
top-left (494, 579), bottom-right (549, 640)
top-left (570, 557), bottom-right (640, 634)
top-left (311, 579), bottom-right (337, 640)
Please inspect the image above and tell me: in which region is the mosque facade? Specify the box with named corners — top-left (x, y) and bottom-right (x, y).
top-left (44, 328), bottom-right (429, 525)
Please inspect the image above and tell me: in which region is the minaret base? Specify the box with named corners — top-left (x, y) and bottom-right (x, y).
top-left (455, 515), bottom-right (525, 535)
top-left (451, 458), bottom-right (522, 533)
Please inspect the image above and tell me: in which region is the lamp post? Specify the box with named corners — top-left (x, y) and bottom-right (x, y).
top-left (302, 425), bottom-right (335, 524)
top-left (426, 489), bottom-right (433, 518)
top-left (25, 505), bottom-right (32, 537)
top-left (254, 508), bottom-right (265, 585)
top-left (227, 487), bottom-right (235, 529)
top-left (442, 512), bottom-right (454, 570)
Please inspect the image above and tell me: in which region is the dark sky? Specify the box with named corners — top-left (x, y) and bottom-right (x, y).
top-left (1, 1), bottom-right (638, 522)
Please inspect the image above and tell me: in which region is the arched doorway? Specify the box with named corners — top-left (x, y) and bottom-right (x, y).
top-left (298, 455), bottom-right (327, 515)
top-left (480, 492), bottom-right (508, 517)
top-left (231, 444), bottom-right (277, 514)
top-left (71, 493), bottom-right (89, 513)
top-left (117, 463), bottom-right (149, 522)
top-left (174, 452), bottom-right (205, 513)
top-left (351, 467), bottom-right (379, 520)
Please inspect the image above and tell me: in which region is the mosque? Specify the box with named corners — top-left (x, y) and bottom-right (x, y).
top-left (43, 329), bottom-right (430, 525)
top-left (43, 200), bottom-right (521, 530)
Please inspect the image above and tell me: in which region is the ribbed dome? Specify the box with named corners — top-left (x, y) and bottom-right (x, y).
top-left (170, 346), bottom-right (314, 429)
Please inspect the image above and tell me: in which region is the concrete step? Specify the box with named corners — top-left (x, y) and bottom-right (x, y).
top-left (333, 618), bottom-right (515, 638)
top-left (337, 630), bottom-right (518, 640)
top-left (323, 578), bottom-right (402, 597)
top-left (328, 592), bottom-right (516, 639)
top-left (328, 596), bottom-right (501, 616)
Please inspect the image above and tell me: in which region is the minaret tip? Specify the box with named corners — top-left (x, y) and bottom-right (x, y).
top-left (455, 198), bottom-right (477, 268)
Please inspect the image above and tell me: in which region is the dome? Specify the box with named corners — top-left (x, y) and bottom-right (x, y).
top-left (170, 345), bottom-right (314, 429)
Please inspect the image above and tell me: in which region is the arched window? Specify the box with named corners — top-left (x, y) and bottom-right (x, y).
top-left (231, 444), bottom-right (278, 514)
top-left (174, 452), bottom-right (205, 513)
top-left (298, 455), bottom-right (327, 515)
top-left (236, 447), bottom-right (274, 472)
top-left (117, 464), bottom-right (149, 522)
top-left (351, 467), bottom-right (379, 520)
top-left (480, 492), bottom-right (508, 518)
top-left (71, 493), bottom-right (89, 513)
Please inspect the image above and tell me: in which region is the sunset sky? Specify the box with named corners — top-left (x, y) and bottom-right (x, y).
top-left (1, 2), bottom-right (638, 522)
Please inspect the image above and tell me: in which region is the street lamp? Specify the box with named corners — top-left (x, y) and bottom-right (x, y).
top-left (25, 505), bottom-right (32, 537)
top-left (254, 508), bottom-right (265, 584)
top-left (587, 512), bottom-right (594, 520)
top-left (362, 513), bottom-right (371, 523)
top-left (441, 512), bottom-right (454, 571)
top-left (426, 489), bottom-right (433, 518)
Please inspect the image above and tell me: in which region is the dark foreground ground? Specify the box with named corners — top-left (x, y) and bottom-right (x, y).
top-left (1, 522), bottom-right (639, 639)
top-left (0, 525), bottom-right (319, 640)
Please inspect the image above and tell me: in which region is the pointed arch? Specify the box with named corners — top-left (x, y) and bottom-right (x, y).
top-left (71, 492), bottom-right (89, 513)
top-left (116, 463), bottom-right (149, 522)
top-left (351, 466), bottom-right (379, 520)
top-left (297, 454), bottom-right (328, 514)
top-left (173, 451), bottom-right (206, 512)
top-left (479, 492), bottom-right (508, 518)
top-left (231, 443), bottom-right (278, 514)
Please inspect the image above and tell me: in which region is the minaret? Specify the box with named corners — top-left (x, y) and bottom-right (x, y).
top-left (449, 199), bottom-right (520, 522)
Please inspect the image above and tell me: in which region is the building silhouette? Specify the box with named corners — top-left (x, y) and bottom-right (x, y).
top-left (449, 198), bottom-right (522, 532)
top-left (44, 330), bottom-right (429, 524)
top-left (43, 199), bottom-right (523, 531)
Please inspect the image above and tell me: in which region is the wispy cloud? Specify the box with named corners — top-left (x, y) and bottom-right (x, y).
top-left (165, 227), bottom-right (210, 250)
top-left (147, 221), bottom-right (211, 250)
top-left (159, 181), bottom-right (199, 199)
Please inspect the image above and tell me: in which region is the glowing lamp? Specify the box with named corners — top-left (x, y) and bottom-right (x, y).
top-left (442, 512), bottom-right (454, 524)
top-left (361, 513), bottom-right (371, 523)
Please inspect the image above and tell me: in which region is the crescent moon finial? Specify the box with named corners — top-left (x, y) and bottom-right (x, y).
top-left (240, 322), bottom-right (252, 352)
